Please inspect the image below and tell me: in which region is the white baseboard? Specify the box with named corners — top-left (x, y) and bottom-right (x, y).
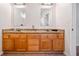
top-left (76, 43), bottom-right (79, 46)
top-left (64, 51), bottom-right (70, 56)
top-left (0, 51), bottom-right (3, 56)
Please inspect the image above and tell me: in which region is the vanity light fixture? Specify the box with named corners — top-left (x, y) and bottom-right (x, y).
top-left (41, 3), bottom-right (53, 6)
top-left (41, 3), bottom-right (53, 8)
top-left (13, 3), bottom-right (26, 8)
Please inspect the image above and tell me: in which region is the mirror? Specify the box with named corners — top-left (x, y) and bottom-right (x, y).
top-left (40, 3), bottom-right (54, 26)
top-left (11, 3), bottom-right (26, 27)
top-left (11, 3), bottom-right (56, 28)
top-left (40, 8), bottom-right (49, 26)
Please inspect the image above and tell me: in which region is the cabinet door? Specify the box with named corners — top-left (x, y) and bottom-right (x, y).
top-left (15, 38), bottom-right (27, 51)
top-left (28, 39), bottom-right (39, 51)
top-left (3, 38), bottom-right (14, 51)
top-left (48, 34), bottom-right (57, 40)
top-left (40, 39), bottom-right (52, 51)
top-left (27, 34), bottom-right (40, 39)
top-left (40, 34), bottom-right (52, 51)
top-left (53, 39), bottom-right (64, 51)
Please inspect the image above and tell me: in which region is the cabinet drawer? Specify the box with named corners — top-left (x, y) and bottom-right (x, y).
top-left (28, 39), bottom-right (39, 45)
top-left (3, 34), bottom-right (10, 38)
top-left (28, 45), bottom-right (39, 51)
top-left (28, 39), bottom-right (39, 51)
top-left (40, 39), bottom-right (52, 51)
top-left (10, 34), bottom-right (27, 38)
top-left (58, 33), bottom-right (64, 39)
top-left (27, 34), bottom-right (40, 39)
top-left (20, 34), bottom-right (27, 39)
top-left (48, 34), bottom-right (57, 39)
top-left (10, 34), bottom-right (20, 38)
top-left (41, 34), bottom-right (48, 39)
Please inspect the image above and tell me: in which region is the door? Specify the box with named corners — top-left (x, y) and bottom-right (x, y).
top-left (15, 38), bottom-right (27, 51)
top-left (53, 39), bottom-right (64, 51)
top-left (28, 39), bottom-right (39, 51)
top-left (40, 39), bottom-right (52, 51)
top-left (40, 34), bottom-right (52, 51)
top-left (3, 38), bottom-right (14, 51)
top-left (3, 33), bottom-right (14, 51)
top-left (27, 34), bottom-right (40, 51)
top-left (15, 34), bottom-right (27, 51)
top-left (53, 33), bottom-right (64, 51)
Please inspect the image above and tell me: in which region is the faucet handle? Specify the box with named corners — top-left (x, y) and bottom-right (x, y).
top-left (32, 25), bottom-right (34, 29)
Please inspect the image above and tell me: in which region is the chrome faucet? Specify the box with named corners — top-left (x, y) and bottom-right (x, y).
top-left (32, 25), bottom-right (35, 29)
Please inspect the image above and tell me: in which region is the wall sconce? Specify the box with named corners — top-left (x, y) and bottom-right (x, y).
top-left (41, 3), bottom-right (53, 8)
top-left (41, 3), bottom-right (53, 6)
top-left (13, 3), bottom-right (26, 8)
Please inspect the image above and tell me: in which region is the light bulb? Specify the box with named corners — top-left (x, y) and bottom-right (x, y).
top-left (20, 12), bottom-right (26, 19)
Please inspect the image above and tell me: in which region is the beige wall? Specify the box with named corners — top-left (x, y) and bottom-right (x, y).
top-left (0, 3), bottom-right (11, 55)
top-left (76, 4), bottom-right (79, 46)
top-left (56, 3), bottom-right (76, 55)
top-left (0, 3), bottom-right (76, 56)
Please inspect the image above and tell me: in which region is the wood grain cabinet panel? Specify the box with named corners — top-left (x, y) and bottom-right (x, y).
top-left (10, 34), bottom-right (20, 38)
top-left (53, 39), bottom-right (64, 51)
top-left (3, 31), bottom-right (64, 53)
top-left (28, 39), bottom-right (39, 51)
top-left (40, 34), bottom-right (52, 51)
top-left (40, 39), bottom-right (52, 51)
top-left (19, 34), bottom-right (27, 39)
top-left (41, 34), bottom-right (48, 39)
top-left (48, 34), bottom-right (57, 39)
top-left (27, 34), bottom-right (40, 39)
top-left (28, 45), bottom-right (39, 51)
top-left (3, 33), bottom-right (10, 38)
top-left (3, 38), bottom-right (14, 51)
top-left (58, 33), bottom-right (64, 39)
top-left (15, 38), bottom-right (27, 52)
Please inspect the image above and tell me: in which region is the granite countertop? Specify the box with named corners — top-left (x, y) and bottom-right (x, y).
top-left (2, 28), bottom-right (64, 33)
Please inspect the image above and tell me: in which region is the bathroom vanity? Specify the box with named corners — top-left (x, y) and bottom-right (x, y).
top-left (2, 29), bottom-right (64, 53)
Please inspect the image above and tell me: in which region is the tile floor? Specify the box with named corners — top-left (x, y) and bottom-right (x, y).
top-left (2, 46), bottom-right (79, 56)
top-left (77, 46), bottom-right (79, 56)
top-left (2, 53), bottom-right (65, 56)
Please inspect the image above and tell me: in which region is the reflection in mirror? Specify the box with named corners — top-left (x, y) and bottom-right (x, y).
top-left (11, 3), bottom-right (26, 27)
top-left (40, 3), bottom-right (53, 26)
top-left (41, 8), bottom-right (49, 26)
top-left (20, 12), bottom-right (26, 19)
top-left (13, 3), bottom-right (26, 8)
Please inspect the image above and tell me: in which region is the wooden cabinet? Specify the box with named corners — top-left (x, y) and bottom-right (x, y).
top-left (14, 34), bottom-right (27, 52)
top-left (48, 34), bottom-right (57, 40)
top-left (53, 33), bottom-right (64, 51)
top-left (15, 38), bottom-right (27, 51)
top-left (40, 34), bottom-right (52, 51)
top-left (27, 34), bottom-right (40, 51)
top-left (53, 39), bottom-right (64, 51)
top-left (3, 38), bottom-right (14, 51)
top-left (40, 39), bottom-right (52, 51)
top-left (28, 39), bottom-right (39, 51)
top-left (3, 33), bottom-right (27, 52)
top-left (3, 30), bottom-right (64, 53)
top-left (3, 33), bottom-right (14, 51)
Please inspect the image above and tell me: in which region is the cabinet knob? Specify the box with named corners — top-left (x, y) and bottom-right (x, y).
top-left (72, 28), bottom-right (74, 31)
